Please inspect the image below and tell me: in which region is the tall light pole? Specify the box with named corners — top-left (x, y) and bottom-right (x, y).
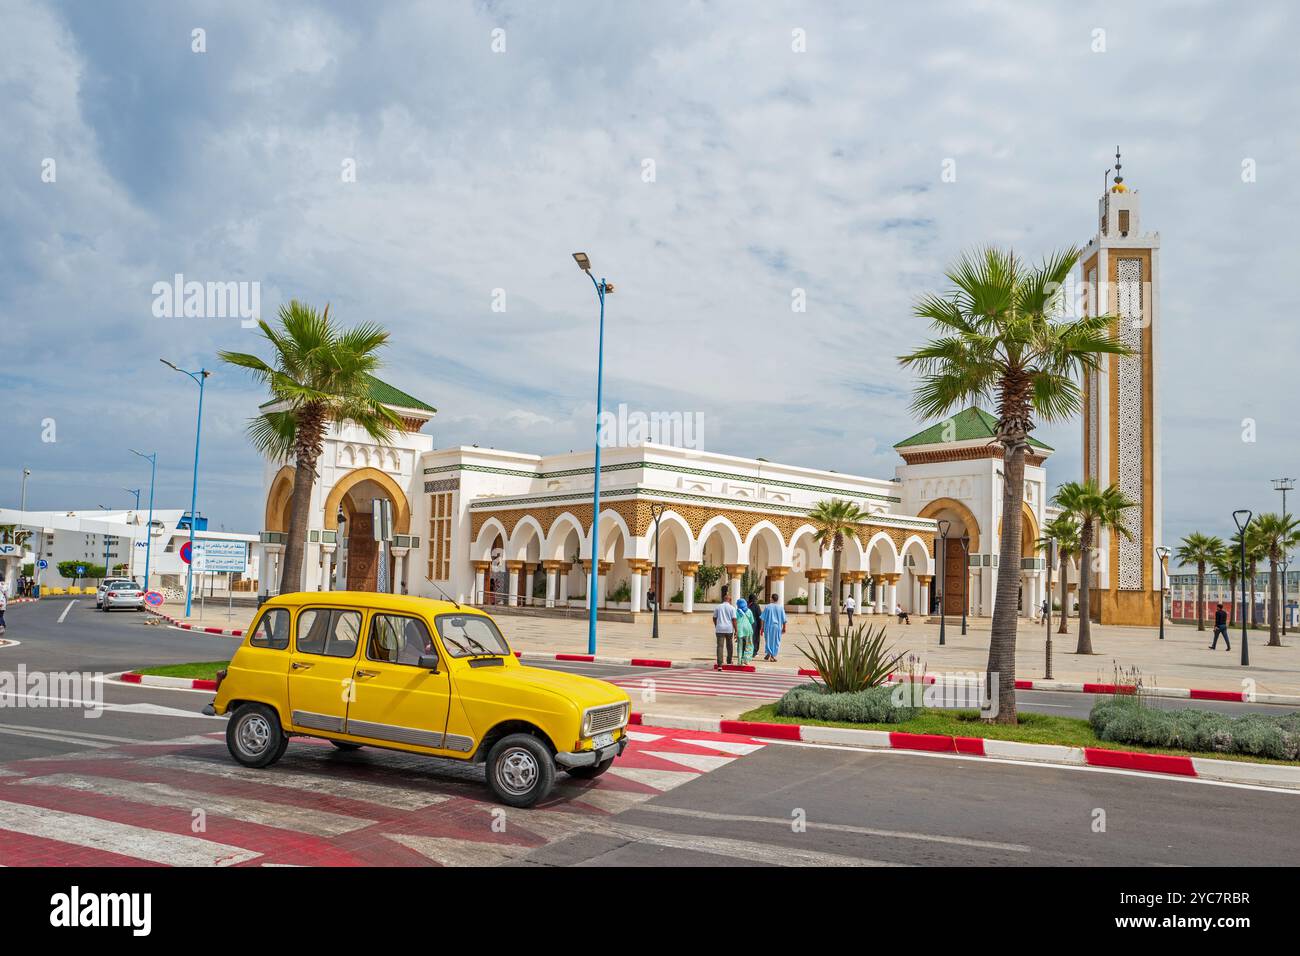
top-left (1274, 478), bottom-right (1293, 635)
top-left (959, 533), bottom-right (969, 636)
top-left (130, 449), bottom-right (157, 589)
top-left (936, 519), bottom-right (949, 646)
top-left (650, 502), bottom-right (664, 640)
top-left (573, 252), bottom-right (614, 655)
top-left (97, 505), bottom-right (113, 577)
top-left (20, 468), bottom-right (31, 512)
top-left (162, 359), bottom-right (211, 617)
top-left (1233, 510), bottom-right (1252, 666)
top-left (1156, 545), bottom-right (1170, 640)
top-left (125, 488), bottom-right (141, 510)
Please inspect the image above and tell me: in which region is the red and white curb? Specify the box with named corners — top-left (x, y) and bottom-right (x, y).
top-left (630, 712), bottom-right (1300, 790)
top-left (146, 607), bottom-right (244, 637)
top-left (120, 671), bottom-right (218, 691)
top-left (514, 651), bottom-right (692, 669)
top-left (5, 597), bottom-right (38, 605)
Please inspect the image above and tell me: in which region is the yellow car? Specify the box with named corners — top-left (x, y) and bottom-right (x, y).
top-left (205, 592), bottom-right (630, 807)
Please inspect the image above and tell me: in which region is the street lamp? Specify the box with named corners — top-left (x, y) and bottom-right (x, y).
top-left (573, 252), bottom-right (614, 655)
top-left (1233, 510), bottom-right (1252, 666)
top-left (1274, 479), bottom-right (1293, 635)
top-left (960, 533), bottom-right (970, 636)
top-left (162, 358), bottom-right (211, 617)
top-left (125, 488), bottom-right (141, 510)
top-left (936, 519), bottom-right (950, 646)
top-left (1155, 545), bottom-right (1170, 640)
top-left (20, 467), bottom-right (31, 512)
top-left (650, 502), bottom-right (665, 640)
top-left (130, 449), bottom-right (157, 589)
top-left (1044, 537), bottom-right (1055, 680)
top-left (96, 505), bottom-right (113, 577)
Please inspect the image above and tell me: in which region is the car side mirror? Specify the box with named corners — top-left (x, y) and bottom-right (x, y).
top-left (417, 654), bottom-right (439, 672)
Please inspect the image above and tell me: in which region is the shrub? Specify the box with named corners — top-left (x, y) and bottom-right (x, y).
top-left (607, 579), bottom-right (632, 603)
top-left (788, 595), bottom-right (808, 606)
top-left (799, 620), bottom-right (907, 694)
top-left (1090, 696), bottom-right (1300, 761)
top-left (776, 683), bottom-right (918, 724)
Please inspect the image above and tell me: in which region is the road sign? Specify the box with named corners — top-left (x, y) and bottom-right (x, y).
top-left (179, 541), bottom-right (192, 565)
top-left (37, 559), bottom-right (48, 570)
top-left (75, 565), bottom-right (86, 576)
top-left (193, 540), bottom-right (248, 574)
top-left (145, 590), bottom-right (164, 607)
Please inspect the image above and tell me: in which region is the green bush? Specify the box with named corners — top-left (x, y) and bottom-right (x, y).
top-left (1090, 696), bottom-right (1300, 760)
top-left (788, 595), bottom-right (808, 606)
top-left (776, 683), bottom-right (918, 724)
top-left (608, 580), bottom-right (632, 602)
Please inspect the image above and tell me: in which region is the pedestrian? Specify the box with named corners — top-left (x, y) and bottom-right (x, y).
top-left (712, 591), bottom-right (737, 669)
top-left (1040, 598), bottom-right (1048, 623)
top-left (896, 602), bottom-right (911, 625)
top-left (1210, 602), bottom-right (1231, 651)
top-left (748, 591), bottom-right (763, 650)
top-left (735, 597), bottom-right (756, 664)
top-left (0, 585), bottom-right (7, 635)
top-left (646, 585), bottom-right (657, 612)
top-left (760, 591), bottom-right (787, 661)
top-left (844, 592), bottom-right (856, 629)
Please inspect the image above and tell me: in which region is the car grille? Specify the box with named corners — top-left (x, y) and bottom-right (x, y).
top-left (586, 703), bottom-right (627, 735)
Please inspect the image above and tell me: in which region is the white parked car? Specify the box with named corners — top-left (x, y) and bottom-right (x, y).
top-left (101, 581), bottom-right (145, 612)
top-left (95, 578), bottom-right (135, 607)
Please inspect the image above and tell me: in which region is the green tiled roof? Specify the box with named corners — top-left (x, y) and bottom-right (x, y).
top-left (894, 406), bottom-right (1052, 451)
top-left (259, 374), bottom-right (435, 413)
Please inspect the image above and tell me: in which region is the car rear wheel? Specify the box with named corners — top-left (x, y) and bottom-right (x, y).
top-left (486, 733), bottom-right (555, 808)
top-left (565, 756), bottom-right (614, 780)
top-left (226, 703), bottom-right (287, 768)
top-left (330, 740), bottom-right (363, 751)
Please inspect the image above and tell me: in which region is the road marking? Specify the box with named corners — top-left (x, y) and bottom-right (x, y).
top-left (604, 766), bottom-right (699, 792)
top-left (57, 600), bottom-right (79, 623)
top-left (0, 800), bottom-right (260, 866)
top-left (638, 750), bottom-right (736, 773)
top-left (632, 804), bottom-right (1032, 852)
top-left (144, 754), bottom-right (452, 810)
top-left (385, 833), bottom-right (534, 866)
top-left (0, 692), bottom-right (221, 720)
top-left (19, 773), bottom-right (375, 837)
top-left (0, 726), bottom-right (115, 748)
top-left (0, 721), bottom-right (162, 746)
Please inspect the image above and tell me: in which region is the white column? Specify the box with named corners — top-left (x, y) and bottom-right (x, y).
top-left (852, 578), bottom-right (863, 609)
top-left (559, 568), bottom-right (570, 605)
top-left (885, 580), bottom-right (897, 614)
top-left (774, 577), bottom-right (786, 605)
top-left (874, 578), bottom-right (884, 614)
top-left (596, 568), bottom-right (607, 608)
top-left (321, 546), bottom-right (335, 591)
top-left (629, 568), bottom-right (643, 612)
top-left (545, 568), bottom-right (557, 608)
top-left (919, 580), bottom-right (930, 616)
top-left (729, 576), bottom-right (742, 603)
top-left (507, 569), bottom-right (520, 606)
top-left (393, 549), bottom-right (407, 594)
top-left (682, 573), bottom-right (696, 613)
top-left (524, 570), bottom-right (534, 607)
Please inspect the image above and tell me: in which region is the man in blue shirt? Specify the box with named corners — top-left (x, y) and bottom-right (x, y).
top-left (760, 592), bottom-right (787, 661)
top-left (712, 592), bottom-right (737, 668)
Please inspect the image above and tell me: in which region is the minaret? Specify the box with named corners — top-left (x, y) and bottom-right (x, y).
top-left (1079, 149), bottom-right (1163, 627)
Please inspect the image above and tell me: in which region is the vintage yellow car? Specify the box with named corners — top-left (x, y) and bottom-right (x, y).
top-left (205, 592), bottom-right (630, 807)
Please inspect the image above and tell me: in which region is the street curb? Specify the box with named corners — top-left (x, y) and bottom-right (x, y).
top-left (629, 711), bottom-right (1300, 789)
top-left (120, 671), bottom-right (218, 691)
top-left (6, 597), bottom-right (38, 605)
top-left (515, 651), bottom-right (690, 669)
top-left (146, 607), bottom-right (244, 638)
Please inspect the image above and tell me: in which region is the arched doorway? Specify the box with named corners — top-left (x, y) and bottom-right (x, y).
top-left (325, 467), bottom-right (412, 593)
top-left (919, 498), bottom-right (981, 615)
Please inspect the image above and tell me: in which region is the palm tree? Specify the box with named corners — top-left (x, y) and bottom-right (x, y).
top-left (808, 499), bottom-right (866, 637)
top-left (1209, 545), bottom-right (1240, 625)
top-left (1053, 480), bottom-right (1137, 655)
top-left (219, 301), bottom-right (402, 594)
top-left (1037, 514), bottom-right (1079, 634)
top-left (1247, 513), bottom-right (1300, 647)
top-left (899, 247), bottom-right (1127, 723)
top-left (1174, 532), bottom-right (1227, 633)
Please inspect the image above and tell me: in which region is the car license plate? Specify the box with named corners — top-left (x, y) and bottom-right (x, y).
top-left (592, 731), bottom-right (615, 749)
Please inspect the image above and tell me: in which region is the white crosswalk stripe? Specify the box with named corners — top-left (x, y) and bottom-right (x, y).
top-left (612, 668), bottom-right (810, 700)
top-left (639, 751), bottom-right (736, 773)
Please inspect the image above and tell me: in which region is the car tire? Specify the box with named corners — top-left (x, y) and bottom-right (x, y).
top-left (486, 733), bottom-right (555, 808)
top-left (226, 703), bottom-right (287, 768)
top-left (564, 756), bottom-right (614, 780)
top-left (330, 740), bottom-right (363, 751)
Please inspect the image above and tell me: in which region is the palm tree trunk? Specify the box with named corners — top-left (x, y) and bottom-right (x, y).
top-left (1228, 575), bottom-right (1237, 624)
top-left (987, 442), bottom-right (1024, 724)
top-left (829, 536), bottom-right (842, 637)
top-left (1196, 564), bottom-right (1205, 631)
top-left (1076, 525), bottom-right (1094, 654)
top-left (1249, 562), bottom-right (1258, 626)
top-left (1269, 557), bottom-right (1282, 646)
top-left (1057, 552), bottom-right (1069, 634)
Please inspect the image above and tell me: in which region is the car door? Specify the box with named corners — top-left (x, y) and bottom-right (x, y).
top-left (287, 606), bottom-right (365, 734)
top-left (343, 612), bottom-right (455, 751)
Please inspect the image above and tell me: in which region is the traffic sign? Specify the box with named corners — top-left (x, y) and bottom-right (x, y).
top-left (179, 541), bottom-right (192, 565)
top-left (192, 540), bottom-right (248, 574)
top-left (75, 565), bottom-right (86, 576)
top-left (144, 591), bottom-right (164, 607)
top-left (38, 559), bottom-right (48, 570)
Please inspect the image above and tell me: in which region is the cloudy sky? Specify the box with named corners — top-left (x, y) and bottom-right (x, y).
top-left (3, 0), bottom-right (1297, 555)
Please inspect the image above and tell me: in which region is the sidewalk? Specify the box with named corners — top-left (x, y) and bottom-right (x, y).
top-left (153, 600), bottom-right (1300, 697)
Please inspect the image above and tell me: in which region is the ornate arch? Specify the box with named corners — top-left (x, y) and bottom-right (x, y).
top-left (264, 465), bottom-right (296, 532)
top-left (996, 501), bottom-right (1041, 557)
top-left (918, 496), bottom-right (981, 553)
top-left (323, 466), bottom-right (411, 533)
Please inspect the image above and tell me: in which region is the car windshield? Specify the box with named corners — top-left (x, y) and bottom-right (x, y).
top-left (108, 582), bottom-right (137, 591)
top-left (434, 614), bottom-right (511, 658)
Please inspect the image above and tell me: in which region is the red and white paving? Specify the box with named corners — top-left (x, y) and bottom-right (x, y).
top-left (609, 667), bottom-right (810, 700)
top-left (0, 725), bottom-right (767, 867)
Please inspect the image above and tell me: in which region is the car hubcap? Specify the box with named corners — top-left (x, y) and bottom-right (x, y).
top-left (497, 747), bottom-right (538, 794)
top-left (238, 714), bottom-right (272, 755)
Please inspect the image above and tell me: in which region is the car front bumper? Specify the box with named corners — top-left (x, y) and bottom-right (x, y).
top-left (554, 734), bottom-right (628, 768)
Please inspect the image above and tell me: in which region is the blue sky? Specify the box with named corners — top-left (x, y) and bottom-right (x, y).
top-left (3, 0), bottom-right (1297, 554)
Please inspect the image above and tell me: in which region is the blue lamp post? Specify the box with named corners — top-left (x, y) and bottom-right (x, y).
top-left (130, 449), bottom-right (157, 589)
top-left (573, 252), bottom-right (614, 655)
top-left (162, 359), bottom-right (210, 617)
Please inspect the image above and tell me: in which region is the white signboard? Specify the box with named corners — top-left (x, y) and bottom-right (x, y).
top-left (193, 540), bottom-right (248, 574)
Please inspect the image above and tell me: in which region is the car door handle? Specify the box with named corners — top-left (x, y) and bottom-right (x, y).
top-left (291, 662), bottom-right (314, 670)
top-left (355, 669), bottom-right (379, 678)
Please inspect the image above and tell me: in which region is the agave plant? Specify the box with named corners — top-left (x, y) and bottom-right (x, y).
top-left (800, 620), bottom-right (908, 694)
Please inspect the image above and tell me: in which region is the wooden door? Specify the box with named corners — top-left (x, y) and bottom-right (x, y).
top-left (347, 514), bottom-right (377, 591)
top-left (943, 540), bottom-right (967, 614)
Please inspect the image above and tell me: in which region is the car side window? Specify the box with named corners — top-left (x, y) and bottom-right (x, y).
top-left (367, 614), bottom-right (436, 666)
top-left (296, 609), bottom-right (363, 659)
top-left (250, 608), bottom-right (290, 650)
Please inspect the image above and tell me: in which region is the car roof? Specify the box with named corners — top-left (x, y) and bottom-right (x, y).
top-left (261, 591), bottom-right (488, 618)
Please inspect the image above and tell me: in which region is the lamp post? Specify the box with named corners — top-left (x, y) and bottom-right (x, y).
top-left (129, 449), bottom-right (157, 590)
top-left (1044, 537), bottom-right (1055, 680)
top-left (573, 252), bottom-right (614, 656)
top-left (20, 468), bottom-right (31, 512)
top-left (936, 519), bottom-right (949, 646)
top-left (960, 533), bottom-right (969, 636)
top-left (162, 359), bottom-right (210, 617)
top-left (335, 505), bottom-right (347, 592)
top-left (1156, 545), bottom-right (1170, 640)
top-left (650, 502), bottom-right (664, 640)
top-left (1233, 510), bottom-right (1252, 666)
top-left (97, 505), bottom-right (113, 578)
top-left (1274, 479), bottom-right (1293, 635)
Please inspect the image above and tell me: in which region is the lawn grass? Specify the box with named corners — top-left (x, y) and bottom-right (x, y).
top-left (738, 702), bottom-right (1300, 766)
top-left (136, 660), bottom-right (231, 680)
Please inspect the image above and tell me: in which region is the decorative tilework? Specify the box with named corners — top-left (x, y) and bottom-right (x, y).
top-left (1116, 258), bottom-right (1144, 590)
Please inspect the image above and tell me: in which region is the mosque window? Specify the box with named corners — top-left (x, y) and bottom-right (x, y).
top-left (428, 492), bottom-right (452, 581)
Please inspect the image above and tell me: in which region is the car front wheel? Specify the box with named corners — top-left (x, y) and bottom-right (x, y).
top-left (486, 733), bottom-right (555, 808)
top-left (226, 703), bottom-right (287, 768)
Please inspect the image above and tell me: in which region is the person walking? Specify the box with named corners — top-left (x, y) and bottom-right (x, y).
top-left (760, 592), bottom-right (787, 661)
top-left (1210, 602), bottom-right (1231, 651)
top-left (748, 591), bottom-right (763, 653)
top-left (844, 593), bottom-right (856, 629)
top-left (712, 591), bottom-right (737, 669)
top-left (0, 585), bottom-right (7, 635)
top-left (735, 597), bottom-right (756, 664)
